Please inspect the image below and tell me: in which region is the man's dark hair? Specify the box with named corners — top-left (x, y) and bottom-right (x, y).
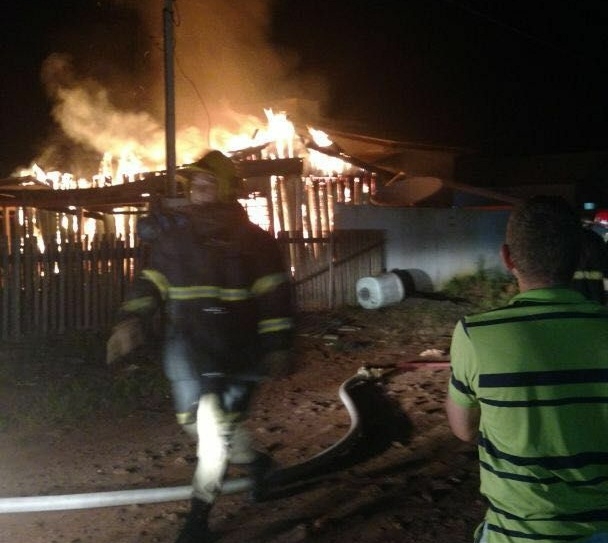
top-left (506, 195), bottom-right (581, 285)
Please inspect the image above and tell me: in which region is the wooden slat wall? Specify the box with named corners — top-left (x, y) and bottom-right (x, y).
top-left (0, 230), bottom-right (384, 339)
top-left (281, 230), bottom-right (385, 311)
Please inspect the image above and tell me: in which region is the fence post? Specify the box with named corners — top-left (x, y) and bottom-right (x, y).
top-left (328, 231), bottom-right (335, 309)
top-left (1, 236), bottom-right (9, 340)
top-left (10, 233), bottom-right (21, 339)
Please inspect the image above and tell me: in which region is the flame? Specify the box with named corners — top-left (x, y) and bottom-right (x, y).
top-left (208, 108), bottom-right (301, 160)
top-left (17, 107), bottom-right (354, 186)
top-left (11, 107), bottom-right (358, 248)
top-left (308, 127), bottom-right (332, 147)
top-left (263, 109), bottom-right (295, 159)
top-left (307, 127), bottom-right (351, 176)
top-left (209, 110), bottom-right (269, 153)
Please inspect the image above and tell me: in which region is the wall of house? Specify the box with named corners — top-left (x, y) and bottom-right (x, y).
top-left (334, 204), bottom-right (511, 292)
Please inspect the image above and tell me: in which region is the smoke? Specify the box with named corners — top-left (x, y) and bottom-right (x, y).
top-left (41, 53), bottom-right (204, 172)
top-left (33, 0), bottom-right (326, 177)
top-left (162, 0), bottom-right (327, 131)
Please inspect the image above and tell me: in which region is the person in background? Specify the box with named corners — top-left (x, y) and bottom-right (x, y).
top-left (591, 209), bottom-right (608, 242)
top-left (446, 195), bottom-right (608, 543)
top-left (572, 225), bottom-right (608, 305)
top-left (106, 150), bottom-right (295, 543)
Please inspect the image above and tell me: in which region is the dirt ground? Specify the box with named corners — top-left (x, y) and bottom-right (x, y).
top-left (0, 297), bottom-right (487, 543)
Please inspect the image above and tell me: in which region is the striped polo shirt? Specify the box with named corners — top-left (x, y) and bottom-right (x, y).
top-left (449, 287), bottom-right (608, 542)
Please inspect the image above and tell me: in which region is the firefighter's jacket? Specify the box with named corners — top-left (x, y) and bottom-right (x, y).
top-left (119, 202), bottom-right (294, 379)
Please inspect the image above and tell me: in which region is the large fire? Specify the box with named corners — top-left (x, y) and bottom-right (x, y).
top-left (14, 107), bottom-right (368, 248)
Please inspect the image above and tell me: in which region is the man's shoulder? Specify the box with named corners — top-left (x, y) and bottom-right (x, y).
top-left (462, 303), bottom-right (514, 324)
top-left (462, 294), bottom-right (608, 327)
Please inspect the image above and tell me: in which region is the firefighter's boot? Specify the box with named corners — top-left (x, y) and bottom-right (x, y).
top-left (175, 498), bottom-right (213, 543)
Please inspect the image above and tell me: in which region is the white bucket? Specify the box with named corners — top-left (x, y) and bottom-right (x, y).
top-left (356, 272), bottom-right (405, 309)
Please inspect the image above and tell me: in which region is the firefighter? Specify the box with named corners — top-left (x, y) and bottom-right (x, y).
top-left (572, 225), bottom-right (608, 305)
top-left (592, 209), bottom-right (608, 242)
top-left (106, 150), bottom-right (295, 542)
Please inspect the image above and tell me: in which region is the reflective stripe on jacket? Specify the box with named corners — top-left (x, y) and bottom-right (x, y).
top-left (119, 203), bottom-right (294, 377)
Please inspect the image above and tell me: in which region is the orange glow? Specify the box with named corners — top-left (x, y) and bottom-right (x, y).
top-left (307, 127), bottom-right (352, 175)
top-left (12, 107), bottom-right (359, 246)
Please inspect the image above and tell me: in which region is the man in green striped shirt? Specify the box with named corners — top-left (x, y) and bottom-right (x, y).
top-left (447, 195), bottom-right (608, 543)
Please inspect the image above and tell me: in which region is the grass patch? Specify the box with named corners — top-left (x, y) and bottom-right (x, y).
top-left (0, 332), bottom-right (170, 431)
top-left (442, 268), bottom-right (517, 310)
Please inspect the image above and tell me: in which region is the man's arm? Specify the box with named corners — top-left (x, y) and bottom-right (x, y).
top-left (446, 319), bottom-right (481, 443)
top-left (251, 232), bottom-right (296, 377)
top-left (446, 396), bottom-right (480, 443)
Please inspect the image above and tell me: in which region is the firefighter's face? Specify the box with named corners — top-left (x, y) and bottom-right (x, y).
top-left (190, 172), bottom-right (218, 205)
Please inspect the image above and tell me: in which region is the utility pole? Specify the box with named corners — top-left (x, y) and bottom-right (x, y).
top-left (163, 0), bottom-right (177, 198)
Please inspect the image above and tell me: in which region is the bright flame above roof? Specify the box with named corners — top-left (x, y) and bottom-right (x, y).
top-left (308, 127), bottom-right (333, 148)
top-left (14, 107), bottom-right (357, 187)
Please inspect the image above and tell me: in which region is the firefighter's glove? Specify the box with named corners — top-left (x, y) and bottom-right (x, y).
top-left (261, 350), bottom-right (292, 378)
top-left (106, 317), bottom-right (145, 365)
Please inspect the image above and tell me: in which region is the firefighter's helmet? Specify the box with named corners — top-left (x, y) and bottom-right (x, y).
top-left (178, 150), bottom-right (243, 204)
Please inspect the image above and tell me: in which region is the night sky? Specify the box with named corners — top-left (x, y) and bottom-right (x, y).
top-left (270, 1), bottom-right (608, 153)
top-left (2, 1), bottom-right (608, 177)
top-left (1, 1), bottom-right (148, 176)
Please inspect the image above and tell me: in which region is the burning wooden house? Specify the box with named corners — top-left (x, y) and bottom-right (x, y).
top-left (0, 118), bottom-right (410, 245)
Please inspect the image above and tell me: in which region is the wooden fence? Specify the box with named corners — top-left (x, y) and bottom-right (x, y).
top-left (282, 230), bottom-right (385, 311)
top-left (0, 230), bottom-right (385, 339)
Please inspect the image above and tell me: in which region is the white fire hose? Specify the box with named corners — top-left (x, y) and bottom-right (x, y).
top-left (0, 368), bottom-right (368, 514)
